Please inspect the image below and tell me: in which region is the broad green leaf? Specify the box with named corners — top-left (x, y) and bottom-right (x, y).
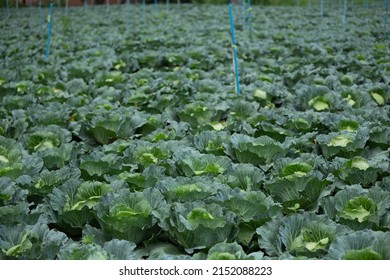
top-left (173, 184), bottom-right (202, 196)
top-left (282, 162), bottom-right (313, 177)
top-left (343, 248), bottom-right (382, 260)
top-left (6, 233), bottom-right (32, 257)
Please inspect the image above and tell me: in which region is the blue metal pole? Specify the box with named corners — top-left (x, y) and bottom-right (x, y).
top-left (321, 0), bottom-right (324, 17)
top-left (46, 0), bottom-right (54, 60)
top-left (127, 0), bottom-right (131, 33)
top-left (155, 0), bottom-right (158, 15)
top-left (229, 0), bottom-right (241, 95)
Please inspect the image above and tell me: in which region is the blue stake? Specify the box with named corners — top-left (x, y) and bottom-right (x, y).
top-left (344, 0), bottom-right (347, 32)
top-left (46, 0), bottom-right (54, 60)
top-left (365, 0), bottom-right (368, 9)
top-left (142, 0), bottom-right (145, 24)
top-left (228, 0), bottom-right (241, 95)
top-left (106, 0), bottom-right (109, 12)
top-left (127, 0), bottom-right (131, 33)
top-left (155, 0), bottom-right (158, 15)
top-left (29, 0), bottom-right (33, 17)
top-left (248, 0), bottom-right (252, 42)
top-left (66, 0), bottom-right (69, 16)
top-left (39, 0), bottom-right (44, 29)
top-left (321, 0), bottom-right (324, 17)
top-left (385, 0), bottom-right (389, 39)
top-left (167, 0), bottom-right (170, 11)
top-left (84, 0), bottom-right (87, 12)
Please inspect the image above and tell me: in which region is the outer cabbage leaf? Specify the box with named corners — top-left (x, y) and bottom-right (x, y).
top-left (49, 179), bottom-right (111, 234)
top-left (84, 114), bottom-right (147, 144)
top-left (96, 188), bottom-right (166, 244)
top-left (177, 102), bottom-right (215, 128)
top-left (24, 125), bottom-right (71, 153)
top-left (103, 239), bottom-right (143, 260)
top-left (327, 230), bottom-right (390, 260)
top-left (321, 185), bottom-right (390, 229)
top-left (0, 202), bottom-right (30, 225)
top-left (173, 147), bottom-right (232, 177)
top-left (0, 136), bottom-right (43, 179)
top-left (220, 163), bottom-right (266, 191)
top-left (157, 176), bottom-right (228, 203)
top-left (57, 243), bottom-right (108, 260)
top-left (116, 164), bottom-right (166, 191)
top-left (257, 213), bottom-right (349, 258)
top-left (156, 201), bottom-right (238, 253)
top-left (230, 134), bottom-right (286, 165)
top-left (207, 242), bottom-right (263, 260)
top-left (79, 152), bottom-right (122, 178)
top-left (265, 172), bottom-right (333, 213)
top-left (145, 241), bottom-right (190, 260)
top-left (0, 177), bottom-right (28, 205)
top-left (193, 130), bottom-right (230, 156)
top-left (316, 127), bottom-right (370, 159)
top-left (33, 166), bottom-right (81, 195)
top-left (0, 223), bottom-right (69, 259)
top-left (213, 188), bottom-right (282, 246)
top-left (213, 188), bottom-right (282, 225)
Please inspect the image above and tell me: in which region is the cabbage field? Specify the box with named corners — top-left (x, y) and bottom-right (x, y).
top-left (0, 3), bottom-right (390, 260)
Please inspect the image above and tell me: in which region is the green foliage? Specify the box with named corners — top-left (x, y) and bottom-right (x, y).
top-left (0, 3), bottom-right (389, 260)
